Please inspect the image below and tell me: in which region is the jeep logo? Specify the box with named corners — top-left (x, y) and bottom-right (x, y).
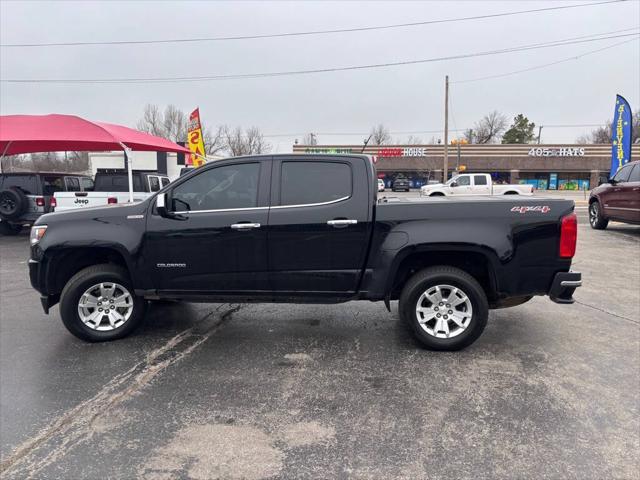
top-left (74, 198), bottom-right (89, 205)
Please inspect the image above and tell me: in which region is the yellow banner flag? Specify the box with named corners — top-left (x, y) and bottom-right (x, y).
top-left (187, 108), bottom-right (206, 167)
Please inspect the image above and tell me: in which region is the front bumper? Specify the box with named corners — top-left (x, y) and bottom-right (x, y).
top-left (549, 271), bottom-right (581, 304)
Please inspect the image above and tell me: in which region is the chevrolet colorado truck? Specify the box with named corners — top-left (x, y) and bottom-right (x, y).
top-left (29, 154), bottom-right (581, 350)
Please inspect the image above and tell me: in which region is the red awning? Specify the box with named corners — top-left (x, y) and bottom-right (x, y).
top-left (0, 114), bottom-right (191, 156)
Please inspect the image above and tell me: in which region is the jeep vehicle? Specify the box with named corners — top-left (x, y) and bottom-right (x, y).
top-left (53, 169), bottom-right (170, 212)
top-left (29, 154), bottom-right (580, 350)
top-left (0, 172), bottom-right (93, 235)
top-left (589, 160), bottom-right (640, 229)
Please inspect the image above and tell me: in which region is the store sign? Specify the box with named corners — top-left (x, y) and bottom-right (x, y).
top-left (304, 148), bottom-right (354, 154)
top-left (377, 147), bottom-right (426, 157)
top-left (528, 147), bottom-right (585, 157)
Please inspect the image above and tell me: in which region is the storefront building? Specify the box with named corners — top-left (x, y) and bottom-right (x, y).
top-left (293, 143), bottom-right (640, 190)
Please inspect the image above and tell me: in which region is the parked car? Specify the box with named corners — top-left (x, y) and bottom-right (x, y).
top-left (53, 169), bottom-right (170, 212)
top-left (377, 179), bottom-right (385, 192)
top-left (0, 172), bottom-right (93, 235)
top-left (589, 160), bottom-right (640, 229)
top-left (29, 154), bottom-right (580, 350)
top-left (392, 177), bottom-right (410, 192)
top-left (420, 173), bottom-right (533, 197)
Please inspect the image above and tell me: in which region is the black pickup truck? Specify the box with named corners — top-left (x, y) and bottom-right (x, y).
top-left (29, 154), bottom-right (581, 350)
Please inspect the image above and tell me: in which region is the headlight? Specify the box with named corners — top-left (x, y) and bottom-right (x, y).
top-left (30, 225), bottom-right (48, 245)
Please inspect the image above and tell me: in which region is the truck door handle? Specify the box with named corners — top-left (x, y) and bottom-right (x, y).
top-left (327, 219), bottom-right (358, 227)
top-left (230, 222), bottom-right (261, 230)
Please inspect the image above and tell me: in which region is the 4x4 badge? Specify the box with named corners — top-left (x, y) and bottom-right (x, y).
top-left (511, 206), bottom-right (551, 214)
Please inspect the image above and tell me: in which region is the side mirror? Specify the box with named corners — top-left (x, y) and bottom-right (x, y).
top-left (450, 181), bottom-right (458, 187)
top-left (608, 178), bottom-right (617, 185)
top-left (156, 192), bottom-right (170, 217)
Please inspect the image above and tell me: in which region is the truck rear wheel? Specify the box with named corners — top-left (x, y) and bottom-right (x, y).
top-left (399, 266), bottom-right (488, 350)
top-left (59, 264), bottom-right (146, 342)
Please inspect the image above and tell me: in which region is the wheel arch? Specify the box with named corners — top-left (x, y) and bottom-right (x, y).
top-left (43, 246), bottom-right (133, 296)
top-left (385, 244), bottom-right (499, 302)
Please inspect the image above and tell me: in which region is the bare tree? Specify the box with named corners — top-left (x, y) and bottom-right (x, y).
top-left (221, 126), bottom-right (271, 156)
top-left (302, 133), bottom-right (318, 146)
top-left (404, 135), bottom-right (423, 145)
top-left (462, 128), bottom-right (475, 144)
top-left (576, 112), bottom-right (639, 144)
top-left (370, 124), bottom-right (392, 145)
top-left (471, 111), bottom-right (508, 144)
top-left (136, 104), bottom-right (225, 155)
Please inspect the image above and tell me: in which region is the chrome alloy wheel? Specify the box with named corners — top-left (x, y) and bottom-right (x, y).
top-left (415, 284), bottom-right (473, 339)
top-left (77, 282), bottom-right (134, 331)
top-left (589, 202), bottom-right (599, 227)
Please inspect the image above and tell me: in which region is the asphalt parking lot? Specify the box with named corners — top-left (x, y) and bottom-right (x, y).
top-left (1, 204), bottom-right (638, 479)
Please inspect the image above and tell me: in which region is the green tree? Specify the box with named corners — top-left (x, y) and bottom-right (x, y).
top-left (501, 114), bottom-right (536, 144)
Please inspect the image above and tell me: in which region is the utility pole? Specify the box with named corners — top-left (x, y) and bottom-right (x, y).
top-left (443, 75), bottom-right (449, 182)
top-left (537, 125), bottom-right (543, 144)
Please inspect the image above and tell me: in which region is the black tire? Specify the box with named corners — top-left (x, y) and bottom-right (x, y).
top-left (59, 264), bottom-right (147, 342)
top-left (399, 266), bottom-right (489, 351)
top-left (0, 188), bottom-right (28, 220)
top-left (503, 191), bottom-right (519, 195)
top-left (429, 192), bottom-right (445, 197)
top-left (0, 221), bottom-right (22, 235)
top-left (589, 201), bottom-right (608, 230)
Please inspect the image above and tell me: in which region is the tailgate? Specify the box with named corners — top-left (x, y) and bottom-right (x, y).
top-left (53, 192), bottom-right (111, 211)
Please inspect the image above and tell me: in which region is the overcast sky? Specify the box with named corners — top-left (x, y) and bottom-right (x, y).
top-left (1, 0), bottom-right (639, 151)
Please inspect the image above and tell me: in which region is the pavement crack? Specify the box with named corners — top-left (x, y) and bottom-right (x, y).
top-left (574, 299), bottom-right (639, 325)
top-left (0, 303), bottom-right (243, 479)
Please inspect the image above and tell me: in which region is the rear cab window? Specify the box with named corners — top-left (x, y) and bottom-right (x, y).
top-left (64, 177), bottom-right (81, 192)
top-left (280, 161), bottom-right (352, 206)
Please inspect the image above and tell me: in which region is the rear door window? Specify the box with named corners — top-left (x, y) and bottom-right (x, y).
top-left (474, 175), bottom-right (488, 185)
top-left (280, 161), bottom-right (351, 206)
top-left (42, 176), bottom-right (65, 195)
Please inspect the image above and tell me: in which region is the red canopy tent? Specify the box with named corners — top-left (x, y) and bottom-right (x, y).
top-left (0, 114), bottom-right (191, 201)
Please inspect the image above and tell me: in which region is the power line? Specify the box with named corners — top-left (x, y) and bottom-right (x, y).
top-left (262, 124), bottom-right (607, 138)
top-left (453, 36), bottom-right (638, 83)
top-left (3, 30), bottom-right (637, 84)
top-left (0, 0), bottom-right (627, 48)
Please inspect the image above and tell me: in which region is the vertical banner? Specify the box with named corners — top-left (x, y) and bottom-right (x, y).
top-left (610, 95), bottom-right (632, 177)
top-left (187, 108), bottom-right (206, 167)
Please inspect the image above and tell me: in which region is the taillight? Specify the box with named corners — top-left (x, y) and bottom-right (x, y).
top-left (50, 197), bottom-right (57, 208)
top-left (107, 197), bottom-right (117, 204)
top-left (559, 213), bottom-right (577, 258)
top-left (35, 197), bottom-right (45, 207)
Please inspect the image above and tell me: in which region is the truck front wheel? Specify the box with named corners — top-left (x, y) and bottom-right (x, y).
top-left (399, 266), bottom-right (488, 350)
top-left (59, 264), bottom-right (147, 342)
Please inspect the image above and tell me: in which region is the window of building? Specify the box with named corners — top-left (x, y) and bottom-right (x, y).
top-left (171, 163), bottom-right (260, 211)
top-left (280, 161), bottom-right (351, 206)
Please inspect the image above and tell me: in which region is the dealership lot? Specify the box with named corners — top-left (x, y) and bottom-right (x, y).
top-left (1, 209), bottom-right (638, 479)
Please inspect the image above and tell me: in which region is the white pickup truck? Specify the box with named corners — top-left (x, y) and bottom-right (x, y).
top-left (420, 173), bottom-right (533, 197)
top-left (54, 170), bottom-right (170, 212)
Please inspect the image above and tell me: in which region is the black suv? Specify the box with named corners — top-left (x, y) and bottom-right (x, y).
top-left (392, 177), bottom-right (411, 192)
top-left (0, 173), bottom-right (93, 235)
